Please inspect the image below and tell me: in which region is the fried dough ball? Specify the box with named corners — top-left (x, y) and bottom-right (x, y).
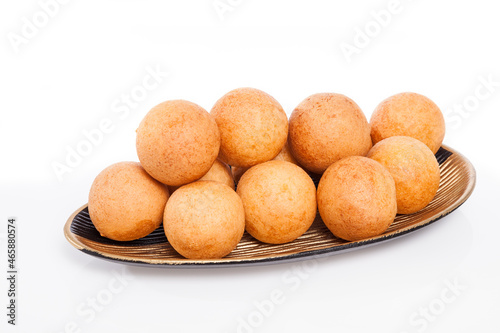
top-left (317, 156), bottom-right (397, 241)
top-left (168, 159), bottom-right (234, 194)
top-left (231, 142), bottom-right (299, 184)
top-left (236, 161), bottom-right (317, 244)
top-left (199, 159), bottom-right (234, 189)
top-left (211, 87), bottom-right (288, 168)
top-left (367, 136), bottom-right (441, 214)
top-left (370, 92), bottom-right (445, 154)
top-left (288, 93), bottom-right (372, 174)
top-left (272, 141), bottom-right (299, 165)
top-left (136, 100), bottom-right (220, 186)
top-left (88, 162), bottom-right (169, 241)
top-left (163, 181), bottom-right (245, 259)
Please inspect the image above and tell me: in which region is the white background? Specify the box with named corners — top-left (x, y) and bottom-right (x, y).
top-left (1, 0), bottom-right (499, 332)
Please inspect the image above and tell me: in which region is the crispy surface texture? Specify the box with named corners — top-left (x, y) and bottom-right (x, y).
top-left (370, 92), bottom-right (445, 154)
top-left (317, 156), bottom-right (397, 241)
top-left (163, 181), bottom-right (245, 259)
top-left (236, 161), bottom-right (317, 244)
top-left (211, 87), bottom-right (288, 168)
top-left (199, 159), bottom-right (234, 190)
top-left (272, 141), bottom-right (299, 165)
top-left (169, 159), bottom-right (234, 194)
top-left (288, 93), bottom-right (372, 174)
top-left (136, 100), bottom-right (220, 186)
top-left (231, 141), bottom-right (299, 184)
top-left (88, 162), bottom-right (170, 241)
top-left (367, 136), bottom-right (441, 214)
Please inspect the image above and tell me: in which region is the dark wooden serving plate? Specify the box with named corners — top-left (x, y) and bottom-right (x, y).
top-left (64, 145), bottom-right (475, 268)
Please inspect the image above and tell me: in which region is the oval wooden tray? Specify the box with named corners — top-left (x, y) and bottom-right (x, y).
top-left (64, 145), bottom-right (475, 268)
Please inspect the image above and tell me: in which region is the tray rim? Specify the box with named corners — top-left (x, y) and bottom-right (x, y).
top-left (63, 144), bottom-right (476, 268)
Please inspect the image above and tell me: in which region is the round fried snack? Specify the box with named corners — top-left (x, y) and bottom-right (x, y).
top-left (88, 162), bottom-right (169, 241)
top-left (317, 156), bottom-right (397, 241)
top-left (199, 159), bottom-right (234, 189)
top-left (272, 141), bottom-right (299, 165)
top-left (367, 136), bottom-right (441, 214)
top-left (236, 161), bottom-right (317, 244)
top-left (136, 100), bottom-right (220, 186)
top-left (370, 92), bottom-right (445, 154)
top-left (211, 87), bottom-right (288, 168)
top-left (168, 159), bottom-right (234, 194)
top-left (288, 93), bottom-right (372, 174)
top-left (163, 181), bottom-right (245, 259)
top-left (231, 142), bottom-right (299, 184)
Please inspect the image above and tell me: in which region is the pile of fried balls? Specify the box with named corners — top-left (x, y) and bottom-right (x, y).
top-left (88, 88), bottom-right (445, 259)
